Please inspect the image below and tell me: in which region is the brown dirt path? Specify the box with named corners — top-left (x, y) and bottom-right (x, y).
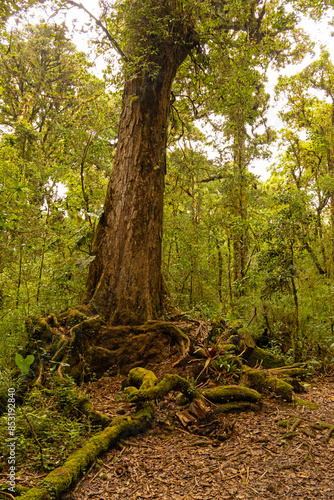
top-left (62, 373), bottom-right (334, 500)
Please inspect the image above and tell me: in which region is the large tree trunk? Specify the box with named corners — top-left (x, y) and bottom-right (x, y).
top-left (83, 52), bottom-right (192, 325)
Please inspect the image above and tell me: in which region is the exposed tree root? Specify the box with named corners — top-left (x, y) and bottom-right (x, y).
top-left (293, 396), bottom-right (319, 409)
top-left (26, 312), bottom-right (193, 380)
top-left (242, 366), bottom-right (294, 400)
top-left (201, 385), bottom-right (262, 404)
top-left (125, 369), bottom-right (200, 402)
top-left (212, 401), bottom-right (261, 414)
top-left (278, 415), bottom-right (334, 442)
top-left (17, 370), bottom-right (156, 500)
top-left (278, 444), bottom-right (312, 469)
top-left (0, 484), bottom-right (29, 496)
top-left (12, 362), bottom-right (332, 500)
top-left (69, 390), bottom-right (111, 428)
top-left (268, 363), bottom-right (308, 378)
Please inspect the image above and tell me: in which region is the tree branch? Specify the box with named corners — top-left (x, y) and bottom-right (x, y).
top-left (65, 0), bottom-right (128, 62)
top-left (198, 174), bottom-right (225, 183)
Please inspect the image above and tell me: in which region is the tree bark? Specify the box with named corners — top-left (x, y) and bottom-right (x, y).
top-left (83, 46), bottom-right (194, 325)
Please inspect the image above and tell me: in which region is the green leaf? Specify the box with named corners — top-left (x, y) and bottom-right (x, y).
top-left (15, 354), bottom-right (34, 375)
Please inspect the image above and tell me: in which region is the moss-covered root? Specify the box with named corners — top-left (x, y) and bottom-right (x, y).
top-left (268, 364), bottom-right (308, 379)
top-left (213, 401), bottom-right (261, 414)
top-left (247, 346), bottom-right (286, 369)
top-left (309, 421), bottom-right (334, 442)
top-left (0, 483), bottom-right (29, 495)
top-left (242, 367), bottom-right (293, 401)
top-left (127, 367), bottom-right (159, 390)
top-left (74, 392), bottom-right (111, 427)
top-left (125, 369), bottom-right (199, 403)
top-left (17, 405), bottom-right (154, 500)
top-left (293, 396), bottom-right (320, 410)
top-left (202, 385), bottom-right (262, 404)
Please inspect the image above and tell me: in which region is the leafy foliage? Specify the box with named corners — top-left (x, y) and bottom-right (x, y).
top-left (0, 374), bottom-right (94, 472)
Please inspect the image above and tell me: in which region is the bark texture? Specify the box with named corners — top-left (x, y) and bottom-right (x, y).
top-left (83, 14), bottom-right (196, 325)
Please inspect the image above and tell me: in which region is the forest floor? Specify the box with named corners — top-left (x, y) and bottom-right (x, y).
top-left (59, 364), bottom-right (334, 500)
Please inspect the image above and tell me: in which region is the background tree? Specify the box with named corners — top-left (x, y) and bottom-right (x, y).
top-left (0, 22), bottom-right (116, 320)
top-left (60, 0), bottom-right (312, 327)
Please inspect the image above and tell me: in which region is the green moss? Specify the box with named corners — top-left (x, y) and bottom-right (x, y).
top-left (247, 347), bottom-right (286, 369)
top-left (278, 416), bottom-right (298, 428)
top-left (51, 337), bottom-right (69, 363)
top-left (125, 373), bottom-right (199, 402)
top-left (214, 401), bottom-right (261, 413)
top-left (243, 367), bottom-right (293, 401)
top-left (202, 385), bottom-right (262, 403)
top-left (128, 367), bottom-right (158, 390)
top-left (17, 489), bottom-right (49, 500)
top-left (0, 483), bottom-right (29, 494)
top-left (70, 316), bottom-right (104, 336)
top-left (47, 313), bottom-right (60, 328)
top-left (293, 396), bottom-right (319, 409)
top-left (220, 344), bottom-right (237, 352)
top-left (18, 407), bottom-right (154, 500)
top-left (25, 315), bottom-right (53, 341)
top-left (58, 308), bottom-right (88, 327)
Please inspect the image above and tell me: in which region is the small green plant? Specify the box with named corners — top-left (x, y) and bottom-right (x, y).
top-left (195, 342), bottom-right (242, 382)
top-left (185, 380), bottom-right (197, 398)
top-left (211, 354), bottom-right (243, 378)
top-left (15, 354), bottom-right (34, 375)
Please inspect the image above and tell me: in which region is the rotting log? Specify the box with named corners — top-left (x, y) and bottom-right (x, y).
top-left (242, 366), bottom-right (293, 401)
